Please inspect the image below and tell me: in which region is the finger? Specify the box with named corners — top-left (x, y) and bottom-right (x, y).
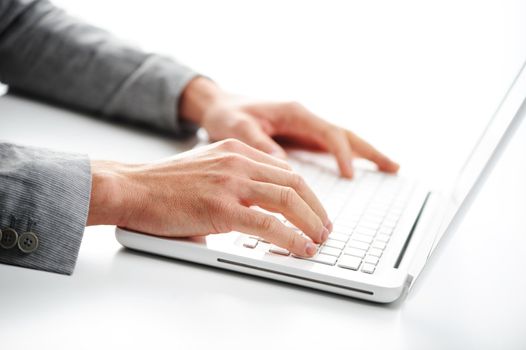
top-left (323, 127), bottom-right (355, 178)
top-left (216, 138), bottom-right (290, 171)
top-left (301, 121), bottom-right (355, 178)
top-left (247, 161), bottom-right (331, 228)
top-left (232, 207), bottom-right (318, 257)
top-left (241, 181), bottom-right (329, 243)
top-left (272, 104), bottom-right (355, 178)
top-left (234, 119), bottom-right (287, 159)
top-left (346, 130), bottom-right (400, 173)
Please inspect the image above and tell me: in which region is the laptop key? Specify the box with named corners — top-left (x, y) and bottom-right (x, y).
top-left (319, 246), bottom-right (341, 257)
top-left (382, 219), bottom-right (397, 229)
top-left (351, 233), bottom-right (373, 244)
top-left (300, 253), bottom-right (337, 266)
top-left (384, 213), bottom-right (399, 223)
top-left (344, 247), bottom-right (366, 258)
top-left (376, 233), bottom-right (391, 243)
top-left (361, 263), bottom-right (376, 274)
top-left (367, 248), bottom-right (383, 258)
top-left (334, 221), bottom-right (357, 231)
top-left (256, 236), bottom-right (270, 243)
top-left (347, 240), bottom-right (369, 251)
top-left (324, 239), bottom-right (345, 249)
top-left (354, 227), bottom-right (377, 237)
top-left (269, 245), bottom-right (290, 256)
top-left (338, 255), bottom-right (362, 271)
top-left (356, 221), bottom-right (380, 231)
top-left (243, 237), bottom-right (259, 248)
top-left (328, 232), bottom-right (348, 242)
top-left (371, 240), bottom-right (387, 250)
top-left (364, 255), bottom-right (379, 265)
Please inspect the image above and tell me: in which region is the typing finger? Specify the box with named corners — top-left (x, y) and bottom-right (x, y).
top-left (346, 130), bottom-right (400, 173)
top-left (240, 181), bottom-right (328, 243)
top-left (232, 207), bottom-right (317, 257)
top-left (247, 161), bottom-right (331, 229)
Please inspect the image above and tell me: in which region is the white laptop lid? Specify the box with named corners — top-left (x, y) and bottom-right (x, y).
top-left (434, 60), bottom-right (526, 248)
top-left (404, 60), bottom-right (526, 287)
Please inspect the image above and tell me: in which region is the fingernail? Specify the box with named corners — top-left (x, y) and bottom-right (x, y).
top-left (325, 221), bottom-right (333, 233)
top-left (305, 242), bottom-right (317, 256)
top-left (320, 227), bottom-right (329, 242)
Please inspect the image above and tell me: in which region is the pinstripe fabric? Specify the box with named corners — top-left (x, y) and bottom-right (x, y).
top-left (0, 0), bottom-right (200, 136)
top-left (0, 142), bottom-right (91, 275)
top-left (0, 0), bottom-right (201, 273)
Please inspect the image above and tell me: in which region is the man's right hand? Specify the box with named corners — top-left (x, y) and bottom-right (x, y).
top-left (87, 139), bottom-right (331, 257)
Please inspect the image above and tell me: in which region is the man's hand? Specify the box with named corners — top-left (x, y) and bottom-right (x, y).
top-left (87, 139), bottom-right (331, 257)
top-left (180, 77), bottom-right (399, 178)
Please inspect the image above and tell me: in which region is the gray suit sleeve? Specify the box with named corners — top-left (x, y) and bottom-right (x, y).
top-left (0, 0), bottom-right (203, 274)
top-left (0, 0), bottom-right (200, 136)
top-left (0, 142), bottom-right (91, 275)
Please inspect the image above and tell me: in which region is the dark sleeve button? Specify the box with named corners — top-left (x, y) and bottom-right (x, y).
top-left (0, 228), bottom-right (18, 249)
top-left (17, 232), bottom-right (39, 253)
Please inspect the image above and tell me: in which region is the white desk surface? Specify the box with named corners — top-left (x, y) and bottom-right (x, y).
top-left (1, 91), bottom-right (525, 349)
top-left (1, 1), bottom-right (526, 348)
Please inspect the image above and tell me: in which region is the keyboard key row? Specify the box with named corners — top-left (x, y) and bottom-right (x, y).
top-left (337, 256), bottom-right (376, 274)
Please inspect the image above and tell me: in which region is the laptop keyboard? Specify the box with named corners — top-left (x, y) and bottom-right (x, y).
top-left (242, 156), bottom-right (413, 274)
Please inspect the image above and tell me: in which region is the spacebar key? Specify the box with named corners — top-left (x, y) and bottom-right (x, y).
top-left (298, 253), bottom-right (337, 266)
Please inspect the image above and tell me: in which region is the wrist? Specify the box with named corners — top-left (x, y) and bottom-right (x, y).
top-left (179, 77), bottom-right (225, 124)
top-left (87, 160), bottom-right (128, 226)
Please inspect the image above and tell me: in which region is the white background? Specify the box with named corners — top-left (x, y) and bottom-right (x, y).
top-left (1, 1), bottom-right (526, 349)
top-left (53, 0), bottom-right (526, 183)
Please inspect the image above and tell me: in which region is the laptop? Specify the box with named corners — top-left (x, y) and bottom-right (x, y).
top-left (115, 61), bottom-right (526, 303)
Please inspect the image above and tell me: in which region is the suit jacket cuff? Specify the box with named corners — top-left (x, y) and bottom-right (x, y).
top-left (0, 142), bottom-right (91, 275)
top-left (102, 55), bottom-right (201, 137)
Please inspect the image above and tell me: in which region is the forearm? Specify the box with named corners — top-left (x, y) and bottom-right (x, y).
top-left (0, 0), bottom-right (199, 135)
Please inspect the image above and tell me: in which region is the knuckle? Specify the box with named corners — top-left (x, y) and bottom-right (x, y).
top-left (220, 153), bottom-right (245, 168)
top-left (253, 140), bottom-right (271, 151)
top-left (285, 101), bottom-right (304, 114)
top-left (220, 138), bottom-right (242, 152)
top-left (232, 118), bottom-right (252, 131)
top-left (280, 187), bottom-right (297, 207)
top-left (258, 214), bottom-right (276, 232)
top-left (237, 178), bottom-right (256, 202)
top-left (286, 231), bottom-right (298, 250)
top-left (211, 172), bottom-right (229, 185)
top-left (321, 125), bottom-right (338, 139)
top-left (290, 172), bottom-right (306, 191)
